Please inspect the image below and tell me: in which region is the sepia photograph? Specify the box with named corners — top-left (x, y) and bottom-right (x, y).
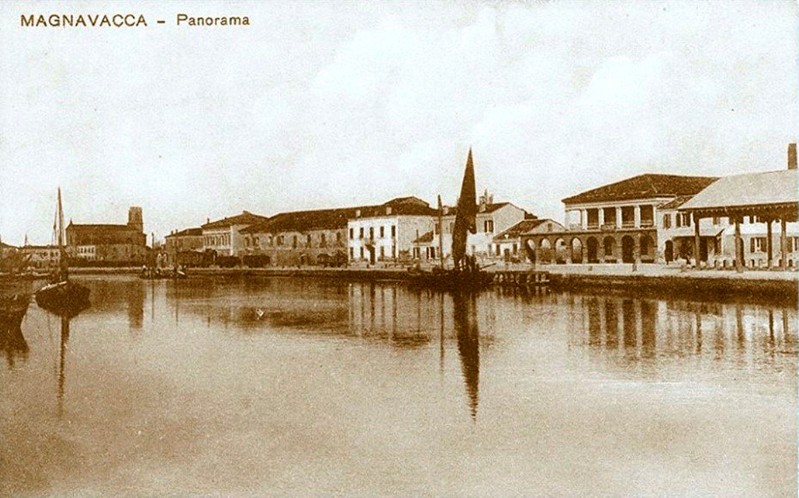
top-left (1, 0), bottom-right (797, 495)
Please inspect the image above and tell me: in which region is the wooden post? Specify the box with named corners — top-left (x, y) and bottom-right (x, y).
top-left (693, 212), bottom-right (701, 268)
top-left (766, 217), bottom-right (773, 269)
top-left (734, 218), bottom-right (743, 273)
top-left (780, 218), bottom-right (788, 270)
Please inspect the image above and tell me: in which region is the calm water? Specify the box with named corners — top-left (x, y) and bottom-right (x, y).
top-left (1, 276), bottom-right (796, 496)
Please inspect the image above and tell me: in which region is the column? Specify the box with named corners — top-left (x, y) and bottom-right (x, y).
top-left (734, 217), bottom-right (743, 273)
top-left (615, 207), bottom-right (622, 228)
top-left (693, 212), bottom-right (701, 268)
top-left (766, 218), bottom-right (773, 269)
top-left (564, 210), bottom-right (570, 229)
top-left (780, 218), bottom-right (788, 270)
top-left (598, 208), bottom-right (605, 228)
top-left (634, 205), bottom-right (641, 228)
top-left (581, 209), bottom-right (588, 229)
top-left (633, 235), bottom-right (640, 270)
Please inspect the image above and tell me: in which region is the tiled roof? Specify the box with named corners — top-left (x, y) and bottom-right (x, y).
top-left (493, 219), bottom-right (549, 240)
top-left (67, 223), bottom-right (139, 234)
top-left (241, 197), bottom-right (436, 235)
top-left (201, 211), bottom-right (269, 230)
top-left (166, 227), bottom-right (203, 238)
top-left (443, 202), bottom-right (515, 217)
top-left (658, 195), bottom-right (694, 210)
top-left (679, 169), bottom-right (798, 211)
top-left (0, 242), bottom-right (16, 249)
top-left (562, 174), bottom-right (718, 204)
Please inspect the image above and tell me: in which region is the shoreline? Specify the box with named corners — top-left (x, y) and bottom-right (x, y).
top-left (62, 264), bottom-right (799, 305)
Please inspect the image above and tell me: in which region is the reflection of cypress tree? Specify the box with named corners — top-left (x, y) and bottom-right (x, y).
top-left (453, 292), bottom-right (479, 421)
top-left (0, 317), bottom-right (29, 368)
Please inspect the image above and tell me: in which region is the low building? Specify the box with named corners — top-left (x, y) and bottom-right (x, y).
top-left (493, 218), bottom-right (566, 263)
top-left (21, 244), bottom-right (61, 270)
top-left (66, 206), bottom-right (148, 264)
top-left (347, 197), bottom-right (438, 264)
top-left (522, 174), bottom-right (718, 264)
top-left (679, 144), bottom-right (799, 270)
top-left (164, 227), bottom-right (204, 267)
top-left (240, 209), bottom-right (351, 267)
top-left (201, 210), bottom-right (269, 258)
top-left (412, 192), bottom-right (537, 265)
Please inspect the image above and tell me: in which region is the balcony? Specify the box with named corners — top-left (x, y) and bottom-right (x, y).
top-left (601, 223), bottom-right (617, 231)
top-left (621, 221), bottom-right (636, 229)
top-left (640, 219), bottom-right (654, 228)
top-left (586, 223), bottom-right (599, 230)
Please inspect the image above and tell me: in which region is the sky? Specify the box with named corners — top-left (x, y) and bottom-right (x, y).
top-left (1, 0), bottom-right (797, 245)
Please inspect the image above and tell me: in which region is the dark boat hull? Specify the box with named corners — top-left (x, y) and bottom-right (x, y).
top-left (0, 293), bottom-right (31, 327)
top-left (35, 281), bottom-right (91, 317)
top-left (408, 269), bottom-right (494, 292)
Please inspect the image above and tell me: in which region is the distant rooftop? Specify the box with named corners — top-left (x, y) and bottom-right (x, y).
top-left (494, 219), bottom-right (550, 240)
top-left (563, 174), bottom-right (718, 205)
top-left (166, 227), bottom-right (203, 238)
top-left (202, 211), bottom-right (269, 230)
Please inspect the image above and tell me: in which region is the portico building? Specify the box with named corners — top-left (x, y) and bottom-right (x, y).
top-left (679, 144), bottom-right (799, 271)
top-left (521, 174), bottom-right (718, 265)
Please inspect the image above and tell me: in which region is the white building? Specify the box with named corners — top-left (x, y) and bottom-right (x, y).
top-left (347, 197), bottom-right (437, 264)
top-left (201, 211), bottom-right (269, 258)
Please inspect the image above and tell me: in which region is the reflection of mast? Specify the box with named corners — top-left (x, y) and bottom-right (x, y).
top-left (57, 315), bottom-right (70, 418)
top-left (0, 317), bottom-right (29, 368)
top-left (439, 292), bottom-right (445, 377)
top-left (453, 292), bottom-right (479, 421)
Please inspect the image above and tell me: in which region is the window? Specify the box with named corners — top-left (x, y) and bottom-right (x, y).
top-left (349, 228), bottom-right (354, 239)
top-left (380, 226), bottom-right (385, 238)
top-left (306, 234), bottom-right (312, 246)
top-left (675, 215), bottom-right (682, 228)
top-left (712, 217), bottom-right (721, 225)
top-left (349, 247), bottom-right (354, 259)
top-left (320, 234), bottom-right (326, 247)
top-left (484, 220), bottom-right (494, 233)
top-left (359, 227), bottom-right (364, 239)
top-left (662, 214), bottom-right (671, 229)
top-left (512, 243), bottom-right (518, 254)
top-left (293, 236), bottom-right (298, 249)
top-left (380, 246), bottom-right (385, 258)
top-left (369, 227), bottom-right (374, 240)
top-left (750, 237), bottom-right (766, 253)
top-left (360, 247), bottom-right (364, 258)
top-left (391, 226), bottom-right (396, 238)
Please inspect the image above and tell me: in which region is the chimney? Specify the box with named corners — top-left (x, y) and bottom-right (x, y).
top-left (789, 143), bottom-right (797, 170)
top-left (385, 206), bottom-right (392, 215)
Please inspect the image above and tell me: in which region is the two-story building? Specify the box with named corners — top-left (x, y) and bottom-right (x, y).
top-left (240, 208), bottom-right (350, 267)
top-left (201, 210), bottom-right (269, 258)
top-left (347, 197), bottom-right (438, 265)
top-left (411, 192), bottom-right (531, 265)
top-left (164, 227), bottom-right (204, 267)
top-left (21, 244), bottom-right (61, 270)
top-left (521, 174), bottom-right (718, 264)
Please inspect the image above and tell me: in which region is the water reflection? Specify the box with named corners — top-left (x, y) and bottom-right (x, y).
top-left (579, 294), bottom-right (796, 373)
top-left (0, 316), bottom-right (29, 368)
top-left (453, 293), bottom-right (480, 420)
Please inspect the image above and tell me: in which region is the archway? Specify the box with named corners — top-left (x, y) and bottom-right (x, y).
top-left (621, 235), bottom-right (634, 263)
top-left (640, 234), bottom-right (655, 263)
top-left (603, 237), bottom-right (616, 262)
top-left (554, 238), bottom-right (567, 264)
top-left (664, 240), bottom-right (674, 263)
top-left (570, 238), bottom-right (583, 264)
top-left (524, 239), bottom-right (536, 264)
top-left (539, 238), bottom-right (552, 264)
top-left (586, 237), bottom-right (599, 263)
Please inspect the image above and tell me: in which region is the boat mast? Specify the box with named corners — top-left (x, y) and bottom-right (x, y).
top-left (438, 195), bottom-right (444, 270)
top-left (57, 187), bottom-right (68, 278)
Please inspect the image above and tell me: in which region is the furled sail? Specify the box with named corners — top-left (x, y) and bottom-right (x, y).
top-left (451, 149), bottom-right (477, 269)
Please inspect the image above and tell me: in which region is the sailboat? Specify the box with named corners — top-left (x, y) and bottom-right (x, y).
top-left (35, 188), bottom-right (90, 315)
top-left (409, 149), bottom-right (493, 292)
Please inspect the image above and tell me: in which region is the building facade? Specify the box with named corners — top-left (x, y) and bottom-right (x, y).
top-left (240, 208), bottom-right (350, 267)
top-left (164, 227), bottom-right (204, 266)
top-left (411, 193), bottom-right (531, 264)
top-left (66, 206), bottom-right (148, 264)
top-left (21, 244), bottom-right (61, 270)
top-left (493, 218), bottom-right (566, 263)
top-left (201, 211), bottom-right (269, 258)
top-left (347, 197), bottom-right (438, 264)
top-left (521, 174), bottom-right (718, 264)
